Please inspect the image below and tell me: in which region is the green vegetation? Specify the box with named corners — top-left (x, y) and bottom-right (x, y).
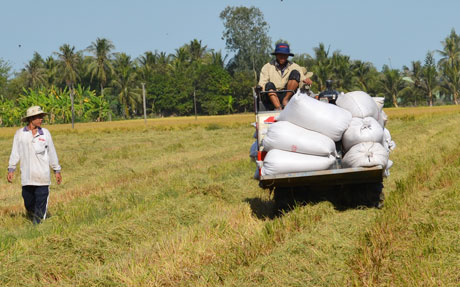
top-left (0, 85), bottom-right (109, 126)
top-left (0, 106), bottom-right (459, 286)
top-left (1, 7), bottom-right (460, 127)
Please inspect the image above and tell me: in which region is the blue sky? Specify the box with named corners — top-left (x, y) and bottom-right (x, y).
top-left (1, 0), bottom-right (459, 73)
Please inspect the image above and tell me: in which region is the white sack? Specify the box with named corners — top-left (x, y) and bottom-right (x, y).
top-left (384, 159), bottom-right (393, 178)
top-left (372, 96), bottom-right (388, 127)
top-left (262, 121), bottom-right (336, 156)
top-left (377, 109), bottom-right (388, 127)
top-left (342, 142), bottom-right (389, 168)
top-left (277, 91), bottom-right (352, 141)
top-left (342, 117), bottom-right (384, 152)
top-left (382, 128), bottom-right (396, 151)
top-left (336, 91), bottom-right (380, 120)
top-left (373, 97), bottom-right (385, 110)
top-left (261, 149), bottom-right (335, 176)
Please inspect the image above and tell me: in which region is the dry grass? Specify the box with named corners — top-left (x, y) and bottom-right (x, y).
top-left (0, 109), bottom-right (459, 286)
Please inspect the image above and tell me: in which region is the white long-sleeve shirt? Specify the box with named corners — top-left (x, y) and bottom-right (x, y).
top-left (8, 126), bottom-right (61, 186)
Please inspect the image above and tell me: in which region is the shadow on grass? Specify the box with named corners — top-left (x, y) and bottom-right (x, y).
top-left (244, 197), bottom-right (277, 220)
top-left (246, 184), bottom-right (384, 219)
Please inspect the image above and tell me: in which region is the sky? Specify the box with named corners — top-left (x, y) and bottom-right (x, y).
top-left (1, 0), bottom-right (459, 74)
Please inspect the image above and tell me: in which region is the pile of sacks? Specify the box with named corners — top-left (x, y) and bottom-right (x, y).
top-left (254, 90), bottom-right (395, 177)
top-left (337, 91), bottom-right (395, 176)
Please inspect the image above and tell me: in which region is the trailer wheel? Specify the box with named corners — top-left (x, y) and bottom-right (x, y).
top-left (273, 187), bottom-right (295, 212)
top-left (357, 183), bottom-right (384, 208)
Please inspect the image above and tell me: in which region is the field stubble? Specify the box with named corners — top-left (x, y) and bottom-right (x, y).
top-left (0, 107), bottom-right (459, 286)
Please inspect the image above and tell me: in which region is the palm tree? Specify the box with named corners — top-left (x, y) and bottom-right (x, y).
top-left (351, 60), bottom-right (378, 93)
top-left (138, 51), bottom-right (157, 68)
top-left (157, 52), bottom-right (171, 65)
top-left (210, 50), bottom-right (228, 68)
top-left (44, 56), bottom-right (58, 87)
top-left (421, 53), bottom-right (439, 106)
top-left (172, 47), bottom-right (190, 69)
top-left (379, 65), bottom-right (407, 107)
top-left (188, 39), bottom-right (207, 61)
top-left (311, 43), bottom-right (333, 91)
top-left (112, 53), bottom-right (140, 118)
top-left (87, 38), bottom-right (115, 96)
top-left (403, 61), bottom-right (424, 105)
top-left (440, 63), bottom-right (460, 105)
top-left (438, 29), bottom-right (460, 105)
top-left (55, 44), bottom-right (80, 128)
top-left (438, 29), bottom-right (460, 68)
top-left (331, 52), bottom-right (352, 91)
top-left (137, 51), bottom-right (158, 81)
top-left (23, 52), bottom-right (46, 89)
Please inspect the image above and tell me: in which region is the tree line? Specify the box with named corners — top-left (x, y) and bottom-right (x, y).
top-left (1, 6), bottom-right (459, 126)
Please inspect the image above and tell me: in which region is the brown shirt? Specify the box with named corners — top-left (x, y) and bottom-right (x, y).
top-left (258, 60), bottom-right (306, 90)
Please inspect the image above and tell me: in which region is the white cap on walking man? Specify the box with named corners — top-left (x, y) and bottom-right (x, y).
top-left (21, 106), bottom-right (48, 122)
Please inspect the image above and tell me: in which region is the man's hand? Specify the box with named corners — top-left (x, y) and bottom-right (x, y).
top-left (55, 172), bottom-right (62, 185)
top-left (303, 78), bottom-right (313, 85)
top-left (282, 98), bottom-right (289, 108)
top-left (7, 172), bottom-right (14, 183)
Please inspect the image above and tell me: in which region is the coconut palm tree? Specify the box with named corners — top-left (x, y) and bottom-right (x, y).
top-left (379, 65), bottom-right (407, 107)
top-left (439, 63), bottom-right (460, 105)
top-left (311, 43), bottom-right (333, 92)
top-left (157, 52), bottom-right (171, 65)
top-left (138, 51), bottom-right (157, 69)
top-left (331, 51), bottom-right (352, 91)
top-left (403, 60), bottom-right (424, 105)
top-left (438, 29), bottom-right (460, 68)
top-left (55, 44), bottom-right (81, 128)
top-left (112, 53), bottom-right (140, 118)
top-left (172, 47), bottom-right (190, 69)
top-left (188, 39), bottom-right (207, 62)
top-left (210, 50), bottom-right (228, 68)
top-left (87, 38), bottom-right (115, 96)
top-left (23, 52), bottom-right (46, 89)
top-left (137, 51), bottom-right (158, 82)
top-left (351, 60), bottom-right (378, 93)
top-left (421, 53), bottom-right (439, 106)
top-left (44, 56), bottom-right (58, 87)
top-left (438, 29), bottom-right (460, 105)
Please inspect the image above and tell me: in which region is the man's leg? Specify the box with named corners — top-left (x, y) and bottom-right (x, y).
top-left (22, 186), bottom-right (36, 221)
top-left (282, 70), bottom-right (301, 107)
top-left (33, 186), bottom-right (50, 224)
top-left (264, 82), bottom-right (282, 110)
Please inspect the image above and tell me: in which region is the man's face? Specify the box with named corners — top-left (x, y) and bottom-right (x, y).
top-left (276, 54), bottom-right (289, 65)
top-left (29, 114), bottom-right (44, 127)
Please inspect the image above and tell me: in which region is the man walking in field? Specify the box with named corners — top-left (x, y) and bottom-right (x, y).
top-left (7, 106), bottom-right (62, 224)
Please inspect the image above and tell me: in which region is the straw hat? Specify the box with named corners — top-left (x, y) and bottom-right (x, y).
top-left (301, 67), bottom-right (314, 79)
top-left (22, 106), bottom-right (48, 122)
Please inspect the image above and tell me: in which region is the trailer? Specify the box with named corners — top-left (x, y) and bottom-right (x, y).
top-left (253, 88), bottom-right (384, 209)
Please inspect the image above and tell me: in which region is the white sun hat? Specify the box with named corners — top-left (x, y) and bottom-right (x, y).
top-left (22, 106), bottom-right (48, 122)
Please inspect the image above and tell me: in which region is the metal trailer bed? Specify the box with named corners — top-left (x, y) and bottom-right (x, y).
top-left (259, 166), bottom-right (383, 189)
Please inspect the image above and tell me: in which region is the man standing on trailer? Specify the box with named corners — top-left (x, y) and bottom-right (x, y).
top-left (7, 106), bottom-right (62, 224)
top-left (258, 43), bottom-right (313, 110)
